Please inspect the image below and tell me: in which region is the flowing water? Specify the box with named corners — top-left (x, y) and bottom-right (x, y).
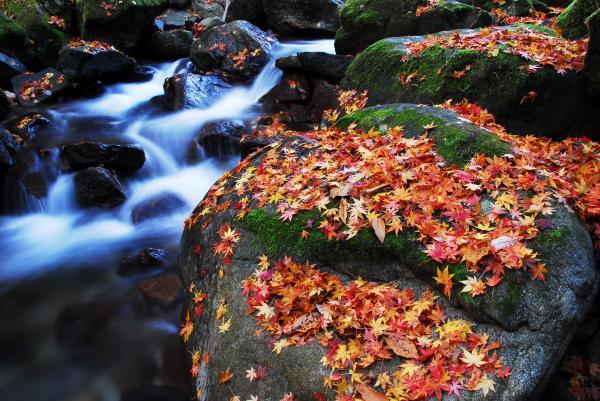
top-left (0, 40), bottom-right (335, 401)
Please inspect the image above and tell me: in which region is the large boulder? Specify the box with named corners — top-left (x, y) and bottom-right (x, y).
top-left (11, 68), bottom-right (69, 107)
top-left (76, 0), bottom-right (169, 53)
top-left (148, 29), bottom-right (195, 59)
top-left (226, 0), bottom-right (266, 27)
top-left (555, 0), bottom-right (598, 39)
top-left (584, 9), bottom-right (600, 96)
top-left (342, 26), bottom-right (600, 140)
top-left (163, 73), bottom-right (231, 110)
top-left (179, 103), bottom-right (598, 401)
top-left (0, 52), bottom-right (26, 84)
top-left (74, 166), bottom-right (126, 209)
top-left (61, 142), bottom-right (146, 173)
top-left (335, 0), bottom-right (494, 55)
top-left (58, 40), bottom-right (137, 83)
top-left (196, 120), bottom-right (246, 157)
top-left (191, 0), bottom-right (224, 19)
top-left (263, 0), bottom-right (345, 36)
top-left (189, 20), bottom-right (279, 82)
top-left (0, 13), bottom-right (34, 64)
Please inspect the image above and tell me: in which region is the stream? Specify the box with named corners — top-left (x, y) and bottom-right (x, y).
top-left (0, 39), bottom-right (335, 401)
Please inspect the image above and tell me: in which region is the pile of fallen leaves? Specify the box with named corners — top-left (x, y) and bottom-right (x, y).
top-left (562, 355), bottom-right (600, 401)
top-left (68, 38), bottom-right (116, 54)
top-left (20, 72), bottom-right (64, 101)
top-left (242, 256), bottom-right (509, 400)
top-left (405, 26), bottom-right (588, 73)
top-left (47, 15), bottom-right (66, 30)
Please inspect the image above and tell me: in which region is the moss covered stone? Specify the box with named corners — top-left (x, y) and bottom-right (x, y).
top-left (584, 8), bottom-right (600, 95)
top-left (556, 0), bottom-right (598, 39)
top-left (0, 12), bottom-right (31, 62)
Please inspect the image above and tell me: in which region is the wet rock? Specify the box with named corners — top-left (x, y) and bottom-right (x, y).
top-left (11, 68), bottom-right (69, 107)
top-left (0, 13), bottom-right (34, 64)
top-left (343, 28), bottom-right (600, 140)
top-left (8, 113), bottom-right (51, 142)
top-left (584, 9), bottom-right (600, 96)
top-left (0, 128), bottom-right (20, 172)
top-left (179, 104), bottom-right (599, 401)
top-left (121, 385), bottom-right (190, 401)
top-left (76, 0), bottom-right (169, 52)
top-left (58, 43), bottom-right (137, 84)
top-left (0, 52), bottom-right (26, 84)
top-left (189, 20), bottom-right (279, 82)
top-left (149, 29), bottom-right (195, 59)
top-left (74, 167), bottom-right (126, 209)
top-left (131, 192), bottom-right (187, 224)
top-left (263, 0), bottom-right (344, 36)
top-left (0, 90), bottom-right (10, 120)
top-left (61, 142), bottom-right (146, 173)
top-left (263, 74), bottom-right (310, 104)
top-left (163, 73), bottom-right (231, 110)
top-left (191, 0), bottom-right (224, 18)
top-left (556, 0), bottom-right (598, 39)
top-left (335, 0), bottom-right (494, 54)
top-left (309, 79), bottom-right (340, 121)
top-left (297, 52), bottom-right (353, 83)
top-left (154, 8), bottom-right (200, 31)
top-left (21, 171), bottom-right (47, 198)
top-left (226, 0), bottom-right (267, 27)
top-left (125, 66), bottom-right (156, 83)
top-left (118, 248), bottom-right (172, 276)
top-left (137, 273), bottom-right (182, 308)
top-left (139, 248), bottom-right (171, 267)
top-left (275, 55), bottom-right (303, 72)
top-left (200, 16), bottom-right (224, 30)
top-left (197, 120), bottom-right (246, 157)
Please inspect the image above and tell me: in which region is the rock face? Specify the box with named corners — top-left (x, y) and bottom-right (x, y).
top-left (263, 0), bottom-right (345, 36)
top-left (58, 43), bottom-right (137, 83)
top-left (196, 120), bottom-right (246, 157)
top-left (189, 20), bottom-right (279, 82)
top-left (74, 167), bottom-right (126, 209)
top-left (584, 8), bottom-right (600, 96)
top-left (11, 68), bottom-right (69, 107)
top-left (148, 29), bottom-right (195, 59)
top-left (137, 273), bottom-right (182, 308)
top-left (0, 13), bottom-right (34, 64)
top-left (226, 0), bottom-right (266, 27)
top-left (163, 73), bottom-right (231, 110)
top-left (556, 0), bottom-right (598, 39)
top-left (179, 104), bottom-right (599, 401)
top-left (335, 0), bottom-right (494, 55)
top-left (131, 192), bottom-right (187, 224)
top-left (0, 128), bottom-right (20, 172)
top-left (191, 0), bottom-right (224, 19)
top-left (154, 7), bottom-right (199, 30)
top-left (0, 52), bottom-right (26, 84)
top-left (342, 27), bottom-right (600, 140)
top-left (76, 0), bottom-right (169, 52)
top-left (61, 142), bottom-right (146, 173)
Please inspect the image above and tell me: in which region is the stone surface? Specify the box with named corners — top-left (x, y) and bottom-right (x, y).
top-left (0, 128), bottom-right (20, 172)
top-left (196, 120), bottom-right (246, 157)
top-left (179, 104), bottom-right (599, 401)
top-left (297, 52), bottom-right (353, 83)
top-left (61, 142), bottom-right (146, 173)
top-left (189, 20), bottom-right (279, 81)
top-left (137, 273), bottom-right (182, 308)
top-left (0, 13), bottom-right (34, 64)
top-left (11, 68), bottom-right (69, 107)
top-left (263, 0), bottom-right (345, 36)
top-left (226, 0), bottom-right (267, 27)
top-left (0, 52), bottom-right (26, 84)
top-left (148, 29), bottom-right (195, 59)
top-left (556, 0), bottom-right (598, 39)
top-left (163, 73), bottom-right (231, 110)
top-left (154, 7), bottom-right (200, 30)
top-left (74, 167), bottom-right (126, 209)
top-left (59, 45), bottom-right (137, 83)
top-left (131, 192), bottom-right (187, 224)
top-left (191, 0), bottom-right (224, 19)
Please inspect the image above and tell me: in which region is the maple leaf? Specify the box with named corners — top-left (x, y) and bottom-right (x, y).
top-left (475, 374), bottom-right (496, 396)
top-left (434, 266), bottom-right (455, 298)
top-left (273, 338), bottom-right (290, 354)
top-left (256, 302), bottom-right (275, 320)
top-left (258, 255), bottom-right (270, 269)
top-left (355, 383), bottom-right (389, 401)
top-left (279, 394), bottom-right (295, 401)
top-left (179, 311), bottom-right (193, 343)
top-left (219, 318), bottom-right (232, 333)
top-left (531, 262), bottom-right (548, 281)
top-left (219, 367), bottom-right (234, 384)
top-left (460, 276), bottom-right (486, 296)
top-left (461, 348), bottom-right (486, 367)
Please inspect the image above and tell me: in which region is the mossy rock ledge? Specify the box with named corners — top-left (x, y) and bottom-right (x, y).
top-left (178, 104), bottom-right (599, 401)
top-left (342, 27), bottom-right (600, 140)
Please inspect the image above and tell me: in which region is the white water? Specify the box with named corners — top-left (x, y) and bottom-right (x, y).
top-left (0, 40), bottom-right (335, 281)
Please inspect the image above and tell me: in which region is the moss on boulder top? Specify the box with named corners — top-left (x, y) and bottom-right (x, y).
top-left (0, 12), bottom-right (32, 63)
top-left (556, 0), bottom-right (599, 39)
top-left (342, 27), bottom-right (600, 140)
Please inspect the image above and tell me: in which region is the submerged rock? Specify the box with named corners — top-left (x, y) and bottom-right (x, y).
top-left (163, 73), bottom-right (231, 110)
top-left (137, 273), bottom-right (182, 308)
top-left (61, 142), bottom-right (146, 173)
top-left (189, 20), bottom-right (279, 82)
top-left (263, 0), bottom-right (345, 36)
top-left (179, 104), bottom-right (599, 401)
top-left (131, 192), bottom-right (187, 224)
top-left (74, 167), bottom-right (126, 209)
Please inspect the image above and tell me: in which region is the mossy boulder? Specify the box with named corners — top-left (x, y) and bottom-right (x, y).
top-left (75, 0), bottom-right (169, 53)
top-left (0, 1), bottom-right (69, 66)
top-left (556, 0), bottom-right (598, 39)
top-left (58, 43), bottom-right (137, 83)
top-left (334, 0), bottom-right (495, 54)
top-left (342, 28), bottom-right (600, 140)
top-left (0, 13), bottom-right (34, 64)
top-left (456, 0), bottom-right (534, 16)
top-left (179, 105), bottom-right (599, 401)
top-left (584, 8), bottom-right (600, 95)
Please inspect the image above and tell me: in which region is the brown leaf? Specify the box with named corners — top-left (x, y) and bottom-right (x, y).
top-left (371, 217), bottom-right (386, 243)
top-left (355, 383), bottom-right (389, 401)
top-left (385, 336), bottom-right (419, 359)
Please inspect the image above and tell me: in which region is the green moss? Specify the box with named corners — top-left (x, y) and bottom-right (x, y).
top-left (0, 13), bottom-right (29, 57)
top-left (500, 273), bottom-right (520, 316)
top-left (556, 0), bottom-right (597, 39)
top-left (535, 227), bottom-right (570, 248)
top-left (517, 23), bottom-right (558, 37)
top-left (337, 106), bottom-right (511, 166)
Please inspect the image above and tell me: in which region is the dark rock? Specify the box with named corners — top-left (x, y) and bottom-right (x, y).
top-left (275, 56), bottom-right (302, 72)
top-left (125, 66), bottom-right (156, 83)
top-left (163, 73), bottom-right (231, 110)
top-left (0, 90), bottom-right (10, 120)
top-left (0, 128), bottom-right (20, 171)
top-left (21, 171), bottom-right (47, 198)
top-left (74, 167), bottom-right (126, 209)
top-left (556, 0), bottom-right (598, 39)
top-left (76, 0), bottom-right (170, 52)
top-left (263, 74), bottom-right (310, 104)
top-left (9, 113), bottom-right (51, 142)
top-left (200, 16), bottom-right (224, 30)
top-left (343, 28), bottom-right (600, 140)
top-left (297, 52), bottom-right (353, 83)
top-left (227, 0), bottom-right (267, 27)
top-left (118, 248), bottom-right (171, 276)
top-left (121, 385), bottom-right (190, 401)
top-left (0, 13), bottom-right (34, 64)
top-left (56, 301), bottom-right (116, 347)
top-left (137, 273), bottom-right (182, 308)
top-left (0, 52), bottom-right (26, 84)
top-left (197, 120), bottom-right (246, 157)
top-left (335, 0), bottom-right (494, 55)
top-left (39, 0), bottom-right (76, 29)
top-left (263, 0), bottom-right (344, 36)
top-left (58, 43), bottom-right (137, 84)
top-left (189, 20), bottom-right (279, 81)
top-left (170, 0), bottom-right (191, 8)
top-left (154, 8), bottom-right (200, 31)
top-left (148, 29), bottom-right (195, 59)
top-left (191, 0), bottom-right (224, 18)
top-left (139, 248), bottom-right (171, 266)
top-left (61, 142), bottom-right (146, 173)
top-left (11, 68), bottom-right (69, 107)
top-left (584, 9), bottom-right (600, 96)
top-left (131, 192), bottom-right (187, 224)
top-left (309, 79), bottom-right (340, 121)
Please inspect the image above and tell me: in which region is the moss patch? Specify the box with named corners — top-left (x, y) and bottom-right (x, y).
top-left (556, 0), bottom-right (598, 39)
